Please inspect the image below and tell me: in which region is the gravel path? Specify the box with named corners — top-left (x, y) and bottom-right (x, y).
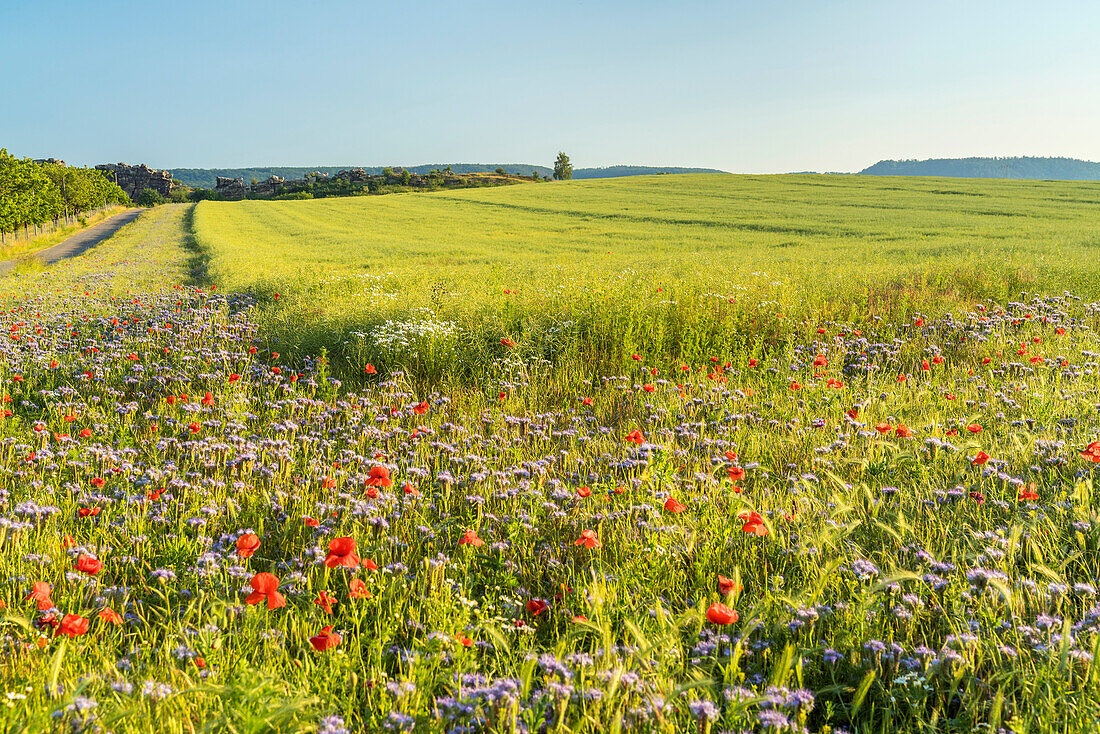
top-left (0, 208), bottom-right (146, 275)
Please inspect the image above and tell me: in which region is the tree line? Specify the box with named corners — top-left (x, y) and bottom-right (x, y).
top-left (0, 149), bottom-right (129, 232)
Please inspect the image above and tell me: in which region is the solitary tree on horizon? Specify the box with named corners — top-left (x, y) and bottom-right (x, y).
top-left (553, 152), bottom-right (573, 181)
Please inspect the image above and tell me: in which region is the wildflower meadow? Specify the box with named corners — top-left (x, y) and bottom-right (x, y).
top-left (4, 176), bottom-right (1100, 733)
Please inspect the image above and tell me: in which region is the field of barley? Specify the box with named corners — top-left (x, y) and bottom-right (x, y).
top-left (3, 174), bottom-right (1100, 733)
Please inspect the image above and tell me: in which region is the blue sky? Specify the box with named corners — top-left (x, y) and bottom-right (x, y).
top-left (2, 0), bottom-right (1097, 172)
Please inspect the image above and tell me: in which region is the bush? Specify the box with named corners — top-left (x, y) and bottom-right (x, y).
top-left (136, 188), bottom-right (165, 207)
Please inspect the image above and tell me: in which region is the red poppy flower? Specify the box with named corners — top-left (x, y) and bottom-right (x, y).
top-left (971, 451), bottom-right (990, 466)
top-left (706, 602), bottom-right (738, 625)
top-left (78, 507), bottom-right (101, 517)
top-left (402, 483), bottom-right (420, 496)
top-left (310, 625), bottom-right (342, 651)
top-left (228, 373), bottom-right (241, 383)
top-left (188, 422), bottom-right (200, 434)
top-left (738, 511), bottom-right (768, 536)
top-left (1082, 441), bottom-right (1100, 463)
top-left (631, 354), bottom-right (642, 361)
top-left (413, 401), bottom-right (429, 415)
top-left (813, 355), bottom-right (827, 367)
top-left (26, 582), bottom-right (53, 611)
top-left (663, 496), bottom-right (686, 513)
top-left (366, 465), bottom-right (393, 487)
top-left (526, 599), bottom-right (549, 616)
top-left (245, 572), bottom-right (286, 609)
top-left (789, 382), bottom-right (801, 390)
top-left (303, 516), bottom-right (320, 527)
top-left (201, 391), bottom-right (214, 406)
top-left (348, 579), bottom-right (372, 599)
top-left (58, 614), bottom-right (89, 638)
top-left (581, 397), bottom-right (593, 406)
top-left (895, 425), bottom-right (912, 438)
top-left (642, 383), bottom-right (655, 393)
top-left (748, 358), bottom-right (758, 367)
top-left (875, 423), bottom-right (892, 434)
top-left (98, 607), bottom-right (123, 625)
top-left (236, 533), bottom-right (260, 558)
top-left (459, 529), bottom-right (485, 547)
top-left (364, 363), bottom-right (377, 374)
top-left (625, 430), bottom-right (645, 445)
top-left (967, 424), bottom-right (983, 433)
top-left (718, 575), bottom-right (742, 595)
top-left (455, 634), bottom-right (473, 647)
top-left (1019, 484), bottom-right (1039, 502)
top-left (314, 590), bottom-right (338, 615)
top-left (728, 466), bottom-right (745, 481)
top-left (920, 359), bottom-right (930, 371)
top-left (90, 477), bottom-right (105, 488)
top-left (574, 529), bottom-right (601, 548)
top-left (324, 537), bottom-right (361, 568)
top-left (501, 338), bottom-right (516, 348)
top-left (576, 486), bottom-right (592, 498)
top-left (74, 555), bottom-right (102, 576)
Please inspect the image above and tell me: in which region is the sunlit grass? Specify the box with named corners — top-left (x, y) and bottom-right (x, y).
top-left (3, 185), bottom-right (1100, 732)
top-left (191, 173), bottom-right (1100, 390)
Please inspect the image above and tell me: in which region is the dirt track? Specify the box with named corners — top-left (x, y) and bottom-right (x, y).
top-left (0, 208), bottom-right (145, 275)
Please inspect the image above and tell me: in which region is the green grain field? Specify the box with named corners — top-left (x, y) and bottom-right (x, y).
top-left (192, 173), bottom-right (1100, 389)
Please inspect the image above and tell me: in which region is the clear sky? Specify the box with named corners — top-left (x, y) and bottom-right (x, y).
top-left (2, 0), bottom-right (1098, 173)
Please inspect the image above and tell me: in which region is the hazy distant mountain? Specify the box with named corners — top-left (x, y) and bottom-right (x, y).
top-left (571, 165), bottom-right (725, 179)
top-left (170, 164), bottom-right (725, 188)
top-left (860, 157), bottom-right (1100, 180)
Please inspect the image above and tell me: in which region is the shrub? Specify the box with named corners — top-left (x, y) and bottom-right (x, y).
top-left (136, 188), bottom-right (165, 207)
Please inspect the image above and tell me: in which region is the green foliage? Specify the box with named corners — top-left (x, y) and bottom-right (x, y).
top-left (136, 188), bottom-right (165, 207)
top-left (554, 151), bottom-right (573, 180)
top-left (0, 149), bottom-right (128, 231)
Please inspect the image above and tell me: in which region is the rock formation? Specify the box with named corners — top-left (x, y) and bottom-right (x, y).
top-left (214, 177), bottom-right (247, 200)
top-left (95, 163), bottom-right (176, 201)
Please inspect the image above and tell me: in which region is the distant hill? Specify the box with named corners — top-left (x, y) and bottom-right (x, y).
top-left (860, 157), bottom-right (1100, 180)
top-left (571, 165), bottom-right (725, 179)
top-left (170, 164), bottom-right (725, 189)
